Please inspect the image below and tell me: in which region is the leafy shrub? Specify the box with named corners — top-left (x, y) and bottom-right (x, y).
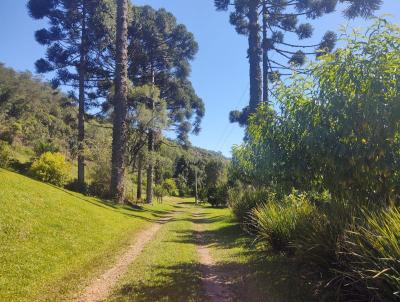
top-left (229, 185), bottom-right (269, 224)
top-left (163, 178), bottom-right (178, 196)
top-left (252, 192), bottom-right (315, 253)
top-left (337, 207), bottom-right (400, 301)
top-left (29, 152), bottom-right (69, 186)
top-left (207, 185), bottom-right (229, 207)
top-left (0, 140), bottom-right (11, 168)
top-left (154, 184), bottom-right (167, 202)
top-left (293, 200), bottom-right (359, 271)
top-left (65, 179), bottom-right (88, 194)
top-left (34, 140), bottom-right (60, 156)
top-left (89, 161), bottom-right (111, 198)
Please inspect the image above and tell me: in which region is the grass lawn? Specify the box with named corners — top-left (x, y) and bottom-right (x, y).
top-left (0, 169), bottom-right (175, 302)
top-left (198, 206), bottom-right (316, 302)
top-left (107, 202), bottom-right (206, 302)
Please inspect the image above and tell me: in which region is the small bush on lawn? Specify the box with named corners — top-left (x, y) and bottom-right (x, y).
top-left (163, 178), bottom-right (179, 196)
top-left (228, 185), bottom-right (269, 224)
top-left (29, 152), bottom-right (69, 186)
top-left (89, 161), bottom-right (111, 198)
top-left (252, 191), bottom-right (315, 253)
top-left (207, 185), bottom-right (229, 207)
top-left (293, 200), bottom-right (353, 270)
top-left (0, 140), bottom-right (11, 168)
top-left (154, 184), bottom-right (167, 202)
top-left (337, 207), bottom-right (400, 301)
top-left (65, 179), bottom-right (88, 194)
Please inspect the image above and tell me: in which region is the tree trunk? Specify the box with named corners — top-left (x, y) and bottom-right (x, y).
top-left (77, 2), bottom-right (87, 188)
top-left (248, 0), bottom-right (262, 114)
top-left (137, 154), bottom-right (142, 200)
top-left (110, 0), bottom-right (129, 204)
top-left (146, 113), bottom-right (154, 204)
top-left (262, 1), bottom-right (269, 104)
top-left (146, 69), bottom-right (155, 204)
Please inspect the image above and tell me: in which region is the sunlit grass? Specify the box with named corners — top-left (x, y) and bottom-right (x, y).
top-left (0, 169), bottom-right (175, 302)
top-left (200, 205), bottom-right (316, 302)
top-left (107, 201), bottom-right (206, 302)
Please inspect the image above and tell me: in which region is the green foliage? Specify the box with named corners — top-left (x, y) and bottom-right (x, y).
top-left (29, 152), bottom-right (69, 186)
top-left (252, 192), bottom-right (316, 253)
top-left (0, 65), bottom-right (76, 153)
top-left (163, 178), bottom-right (178, 196)
top-left (228, 185), bottom-right (268, 224)
top-left (233, 19), bottom-right (400, 203)
top-left (0, 140), bottom-right (11, 168)
top-left (338, 207), bottom-right (400, 301)
top-left (207, 185), bottom-right (229, 207)
top-left (34, 140), bottom-right (60, 156)
top-left (228, 20), bottom-right (400, 301)
top-left (154, 184), bottom-right (167, 201)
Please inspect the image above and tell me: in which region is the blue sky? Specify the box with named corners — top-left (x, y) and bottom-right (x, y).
top-left (0, 1), bottom-right (399, 157)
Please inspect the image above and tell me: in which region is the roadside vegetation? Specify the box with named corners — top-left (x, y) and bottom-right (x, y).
top-left (225, 19), bottom-right (400, 301)
top-left (1, 0), bottom-right (399, 301)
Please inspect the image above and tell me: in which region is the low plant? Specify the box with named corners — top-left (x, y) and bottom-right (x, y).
top-left (163, 178), bottom-right (178, 196)
top-left (29, 152), bottom-right (69, 186)
top-left (251, 191), bottom-right (316, 253)
top-left (89, 161), bottom-right (111, 198)
top-left (337, 207), bottom-right (400, 301)
top-left (0, 140), bottom-right (11, 168)
top-left (207, 184), bottom-right (229, 207)
top-left (228, 185), bottom-right (269, 224)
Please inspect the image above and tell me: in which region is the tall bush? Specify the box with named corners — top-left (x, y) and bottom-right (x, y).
top-left (0, 140), bottom-right (11, 168)
top-left (29, 152), bottom-right (69, 186)
top-left (252, 192), bottom-right (316, 252)
top-left (338, 207), bottom-right (400, 301)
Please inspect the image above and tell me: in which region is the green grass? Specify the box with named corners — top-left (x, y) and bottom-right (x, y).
top-left (0, 168), bottom-right (314, 302)
top-left (0, 169), bottom-right (175, 302)
top-left (107, 201), bottom-right (206, 302)
top-left (198, 205), bottom-right (316, 302)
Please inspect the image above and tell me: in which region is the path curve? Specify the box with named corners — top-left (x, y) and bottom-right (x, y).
top-left (74, 215), bottom-right (172, 302)
top-left (194, 212), bottom-right (235, 302)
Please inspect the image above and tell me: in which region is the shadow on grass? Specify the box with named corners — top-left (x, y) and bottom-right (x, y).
top-left (112, 263), bottom-right (205, 302)
top-left (2, 169), bottom-right (176, 223)
top-left (167, 213), bottom-right (317, 302)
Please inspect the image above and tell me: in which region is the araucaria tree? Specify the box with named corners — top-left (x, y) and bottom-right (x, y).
top-left (128, 6), bottom-right (205, 203)
top-left (215, 0), bottom-right (382, 124)
top-left (110, 0), bottom-right (129, 203)
top-left (27, 0), bottom-right (114, 187)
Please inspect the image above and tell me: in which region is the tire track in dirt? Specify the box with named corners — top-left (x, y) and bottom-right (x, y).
top-left (194, 212), bottom-right (235, 302)
top-left (74, 215), bottom-right (173, 302)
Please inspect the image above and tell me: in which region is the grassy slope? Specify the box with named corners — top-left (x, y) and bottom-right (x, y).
top-left (0, 169), bottom-right (174, 302)
top-left (107, 201), bottom-right (206, 302)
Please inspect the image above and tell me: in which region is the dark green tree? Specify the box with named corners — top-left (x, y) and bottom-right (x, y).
top-left (110, 0), bottom-right (129, 203)
top-left (215, 0), bottom-right (382, 125)
top-left (128, 6), bottom-right (205, 203)
top-left (27, 0), bottom-right (114, 188)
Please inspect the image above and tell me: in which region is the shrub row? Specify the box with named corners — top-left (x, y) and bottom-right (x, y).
top-left (232, 187), bottom-right (400, 301)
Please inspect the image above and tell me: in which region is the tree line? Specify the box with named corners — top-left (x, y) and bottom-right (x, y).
top-left (26, 0), bottom-right (206, 203)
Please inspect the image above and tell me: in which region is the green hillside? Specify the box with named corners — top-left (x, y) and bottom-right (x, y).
top-left (0, 169), bottom-right (175, 302)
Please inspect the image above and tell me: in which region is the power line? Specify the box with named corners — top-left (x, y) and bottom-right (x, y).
top-left (216, 82), bottom-right (249, 151)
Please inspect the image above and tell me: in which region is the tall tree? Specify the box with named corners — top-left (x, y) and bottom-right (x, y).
top-left (27, 0), bottom-right (113, 188)
top-left (215, 0), bottom-right (382, 124)
top-left (128, 6), bottom-right (205, 203)
top-left (110, 0), bottom-right (129, 203)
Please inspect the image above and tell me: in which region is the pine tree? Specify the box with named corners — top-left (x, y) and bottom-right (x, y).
top-left (215, 0), bottom-right (382, 124)
top-left (127, 6), bottom-right (205, 203)
top-left (27, 0), bottom-right (114, 188)
top-left (110, 0), bottom-right (129, 203)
